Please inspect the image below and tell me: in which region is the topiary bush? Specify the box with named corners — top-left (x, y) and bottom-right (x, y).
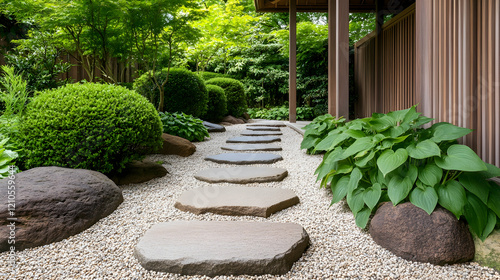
top-left (133, 68), bottom-right (208, 117)
top-left (198, 71), bottom-right (227, 81)
top-left (203, 84), bottom-right (228, 122)
top-left (20, 83), bottom-right (163, 173)
top-left (205, 77), bottom-right (247, 117)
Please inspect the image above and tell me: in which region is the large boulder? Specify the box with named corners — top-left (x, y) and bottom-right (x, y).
top-left (369, 202), bottom-right (474, 265)
top-left (0, 167), bottom-right (123, 252)
top-left (474, 230), bottom-right (500, 271)
top-left (221, 115), bottom-right (245, 125)
top-left (108, 160), bottom-right (168, 185)
top-left (157, 133), bottom-right (196, 157)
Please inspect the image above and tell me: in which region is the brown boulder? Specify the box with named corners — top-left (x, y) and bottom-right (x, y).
top-left (369, 202), bottom-right (474, 265)
top-left (157, 133), bottom-right (196, 157)
top-left (108, 160), bottom-right (168, 185)
top-left (0, 167), bottom-right (123, 252)
top-left (221, 115), bottom-right (245, 124)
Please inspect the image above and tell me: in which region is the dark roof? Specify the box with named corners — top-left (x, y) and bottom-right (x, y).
top-left (254, 0), bottom-right (415, 13)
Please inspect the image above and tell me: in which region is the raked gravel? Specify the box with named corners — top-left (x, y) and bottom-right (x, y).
top-left (1, 123), bottom-right (500, 280)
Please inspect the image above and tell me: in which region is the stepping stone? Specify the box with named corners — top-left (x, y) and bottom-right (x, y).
top-left (247, 121), bottom-right (286, 127)
top-left (241, 130), bottom-right (283, 136)
top-left (174, 186), bottom-right (299, 217)
top-left (205, 153), bottom-right (282, 165)
top-left (226, 136), bottom-right (281, 144)
top-left (203, 121), bottom-right (226, 132)
top-left (194, 167), bottom-right (288, 184)
top-left (221, 144), bottom-right (282, 152)
top-left (247, 126), bottom-right (281, 131)
top-left (134, 221), bottom-right (310, 276)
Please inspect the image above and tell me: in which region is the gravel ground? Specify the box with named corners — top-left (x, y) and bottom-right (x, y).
top-left (1, 123), bottom-right (500, 280)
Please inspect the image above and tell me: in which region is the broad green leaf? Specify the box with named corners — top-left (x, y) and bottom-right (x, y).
top-left (300, 136), bottom-right (319, 150)
top-left (464, 193), bottom-right (489, 240)
top-left (314, 133), bottom-right (338, 151)
top-left (407, 165), bottom-right (419, 185)
top-left (435, 144), bottom-right (487, 172)
top-left (418, 164), bottom-right (443, 187)
top-left (413, 116), bottom-right (434, 127)
top-left (401, 105), bottom-right (421, 124)
top-left (482, 210), bottom-right (497, 241)
top-left (409, 186), bottom-right (438, 215)
top-left (377, 148), bottom-right (408, 177)
top-left (369, 115), bottom-right (397, 132)
top-left (336, 159), bottom-right (354, 174)
top-left (347, 167), bottom-right (363, 192)
top-left (436, 181), bottom-right (467, 219)
top-left (331, 175), bottom-right (350, 204)
top-left (341, 137), bottom-right (375, 159)
top-left (355, 207), bottom-right (371, 228)
top-left (343, 129), bottom-right (366, 139)
top-left (487, 181), bottom-right (500, 218)
top-left (363, 183), bottom-right (382, 209)
top-left (388, 106), bottom-right (414, 123)
top-left (431, 122), bottom-right (473, 143)
top-left (459, 173), bottom-right (490, 205)
top-left (407, 139), bottom-right (441, 159)
top-left (387, 175), bottom-right (413, 205)
top-left (355, 150), bottom-right (376, 168)
top-left (477, 163), bottom-right (500, 179)
top-left (347, 188), bottom-right (365, 215)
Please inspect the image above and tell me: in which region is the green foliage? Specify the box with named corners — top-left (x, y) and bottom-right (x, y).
top-left (20, 83), bottom-right (163, 173)
top-left (248, 105), bottom-right (315, 121)
top-left (0, 138), bottom-right (18, 179)
top-left (134, 68), bottom-right (208, 117)
top-left (302, 106), bottom-right (500, 240)
top-left (205, 77), bottom-right (247, 117)
top-left (0, 65), bottom-right (29, 117)
top-left (198, 71), bottom-right (227, 81)
top-left (159, 111), bottom-right (209, 142)
top-left (203, 84), bottom-right (228, 122)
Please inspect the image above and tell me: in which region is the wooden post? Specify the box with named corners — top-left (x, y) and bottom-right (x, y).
top-left (375, 0), bottom-right (384, 113)
top-left (328, 0), bottom-right (337, 116)
top-left (336, 0), bottom-right (349, 119)
top-left (415, 0), bottom-right (433, 118)
top-left (289, 0), bottom-right (297, 123)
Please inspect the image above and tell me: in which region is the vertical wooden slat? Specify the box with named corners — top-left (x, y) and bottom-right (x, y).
top-left (289, 0), bottom-right (297, 123)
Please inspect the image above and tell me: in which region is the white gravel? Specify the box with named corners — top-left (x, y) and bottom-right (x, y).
top-left (1, 123), bottom-right (500, 280)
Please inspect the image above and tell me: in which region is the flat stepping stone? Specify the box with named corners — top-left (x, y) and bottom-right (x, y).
top-left (221, 144), bottom-right (282, 152)
top-left (203, 121), bottom-right (226, 132)
top-left (241, 130), bottom-right (283, 136)
top-left (205, 153), bottom-right (282, 165)
top-left (174, 186), bottom-right (299, 217)
top-left (134, 221), bottom-right (310, 276)
top-left (247, 126), bottom-right (281, 131)
top-left (247, 121), bottom-right (286, 127)
top-left (194, 167), bottom-right (288, 184)
top-left (226, 136), bottom-right (281, 144)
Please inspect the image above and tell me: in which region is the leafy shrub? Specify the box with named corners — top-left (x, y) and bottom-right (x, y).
top-left (159, 112), bottom-right (209, 142)
top-left (20, 83), bottom-right (163, 173)
top-left (300, 114), bottom-right (346, 154)
top-left (303, 106), bottom-right (500, 240)
top-left (0, 65), bottom-right (29, 117)
top-left (0, 138), bottom-right (19, 179)
top-left (198, 71), bottom-right (227, 81)
top-left (248, 105), bottom-right (316, 121)
top-left (134, 68), bottom-right (208, 117)
top-left (203, 84), bottom-right (227, 122)
top-left (205, 78), bottom-right (247, 117)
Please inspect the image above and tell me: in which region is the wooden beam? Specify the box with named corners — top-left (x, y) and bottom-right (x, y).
top-left (328, 0), bottom-right (336, 116)
top-left (336, 0), bottom-right (349, 119)
top-left (289, 0), bottom-right (297, 123)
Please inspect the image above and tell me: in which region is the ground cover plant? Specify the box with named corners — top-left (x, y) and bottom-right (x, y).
top-left (248, 105), bottom-right (315, 121)
top-left (302, 106), bottom-right (500, 240)
top-left (0, 138), bottom-right (18, 179)
top-left (20, 83), bottom-right (163, 174)
top-left (159, 112), bottom-right (209, 142)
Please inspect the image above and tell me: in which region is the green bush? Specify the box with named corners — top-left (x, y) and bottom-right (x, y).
top-left (198, 71), bottom-right (227, 81)
top-left (248, 105), bottom-right (316, 121)
top-left (0, 138), bottom-right (19, 179)
top-left (203, 84), bottom-right (227, 122)
top-left (159, 112), bottom-right (209, 142)
top-left (205, 78), bottom-right (247, 117)
top-left (302, 105), bottom-right (500, 240)
top-left (133, 68), bottom-right (208, 117)
top-left (20, 83), bottom-right (163, 173)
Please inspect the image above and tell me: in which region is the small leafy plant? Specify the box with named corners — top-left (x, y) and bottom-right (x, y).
top-left (159, 112), bottom-right (209, 142)
top-left (303, 106), bottom-right (500, 240)
top-left (248, 105), bottom-right (316, 121)
top-left (0, 138), bottom-right (18, 179)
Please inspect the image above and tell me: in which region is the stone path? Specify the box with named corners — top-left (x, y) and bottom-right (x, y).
top-left (135, 121), bottom-right (310, 276)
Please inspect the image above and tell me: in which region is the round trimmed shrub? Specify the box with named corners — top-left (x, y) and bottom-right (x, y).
top-left (203, 84), bottom-right (227, 122)
top-left (20, 83), bottom-right (163, 173)
top-left (134, 68), bottom-right (208, 117)
top-left (205, 78), bottom-right (247, 117)
top-left (198, 71), bottom-right (227, 81)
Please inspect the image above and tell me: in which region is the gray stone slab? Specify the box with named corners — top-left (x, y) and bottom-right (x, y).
top-left (174, 186), bottom-right (299, 217)
top-left (194, 167), bottom-right (288, 184)
top-left (247, 121), bottom-right (286, 127)
top-left (226, 136), bottom-right (281, 144)
top-left (203, 121), bottom-right (226, 132)
top-left (221, 144), bottom-right (282, 152)
top-left (241, 130), bottom-right (283, 136)
top-left (246, 126), bottom-right (281, 131)
top-left (205, 153), bottom-right (282, 165)
top-left (134, 221), bottom-right (310, 276)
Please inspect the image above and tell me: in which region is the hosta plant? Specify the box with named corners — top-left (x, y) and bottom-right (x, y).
top-left (300, 114), bottom-right (346, 154)
top-left (303, 106), bottom-right (500, 240)
top-left (0, 138), bottom-right (18, 179)
top-left (159, 112), bottom-right (209, 142)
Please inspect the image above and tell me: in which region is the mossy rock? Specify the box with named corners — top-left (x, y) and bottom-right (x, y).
top-left (474, 229), bottom-right (500, 271)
